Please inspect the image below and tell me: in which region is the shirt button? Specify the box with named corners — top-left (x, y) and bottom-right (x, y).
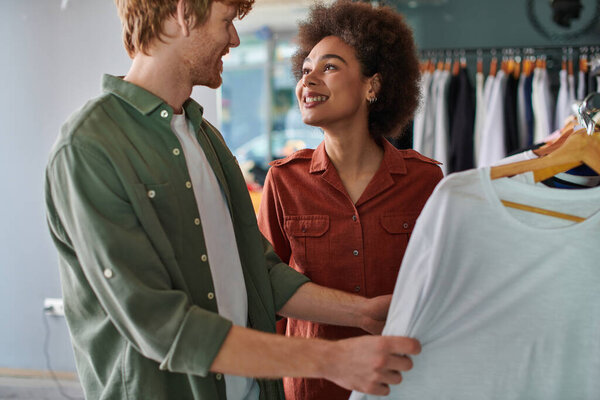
top-left (172, 148), bottom-right (181, 156)
top-left (185, 181), bottom-right (192, 189)
top-left (194, 218), bottom-right (201, 226)
top-left (301, 227), bottom-right (307, 233)
top-left (208, 292), bottom-right (215, 300)
top-left (403, 222), bottom-right (409, 229)
top-left (201, 254), bottom-right (208, 262)
top-left (160, 110), bottom-right (169, 118)
top-left (215, 373), bottom-right (222, 380)
top-left (354, 285), bottom-right (361, 292)
top-left (147, 190), bottom-right (156, 198)
top-left (353, 250), bottom-right (359, 256)
top-left (103, 269), bottom-right (113, 279)
top-left (352, 215), bottom-right (357, 221)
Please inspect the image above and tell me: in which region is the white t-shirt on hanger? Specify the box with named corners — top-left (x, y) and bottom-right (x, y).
top-left (350, 167), bottom-right (600, 400)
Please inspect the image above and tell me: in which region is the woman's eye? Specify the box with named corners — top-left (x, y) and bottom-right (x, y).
top-left (324, 64), bottom-right (336, 71)
top-left (302, 68), bottom-right (311, 75)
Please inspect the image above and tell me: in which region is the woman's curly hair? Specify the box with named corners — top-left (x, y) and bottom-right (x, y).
top-left (292, 0), bottom-right (420, 139)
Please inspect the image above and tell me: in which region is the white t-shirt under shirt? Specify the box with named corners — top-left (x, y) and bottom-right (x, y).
top-left (171, 113), bottom-right (259, 400)
top-left (350, 167), bottom-right (600, 400)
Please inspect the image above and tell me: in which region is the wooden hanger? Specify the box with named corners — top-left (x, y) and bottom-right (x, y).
top-left (491, 127), bottom-right (600, 182)
top-left (490, 93), bottom-right (600, 223)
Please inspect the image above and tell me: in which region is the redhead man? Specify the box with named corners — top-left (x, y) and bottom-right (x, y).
top-left (44, 0), bottom-right (420, 399)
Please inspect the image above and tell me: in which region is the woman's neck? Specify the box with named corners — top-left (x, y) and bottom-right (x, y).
top-left (324, 129), bottom-right (384, 178)
top-left (323, 128), bottom-right (384, 204)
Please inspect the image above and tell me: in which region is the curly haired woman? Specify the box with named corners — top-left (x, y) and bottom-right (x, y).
top-left (258, 1), bottom-right (443, 399)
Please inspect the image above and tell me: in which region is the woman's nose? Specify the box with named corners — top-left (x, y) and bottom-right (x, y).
top-left (302, 74), bottom-right (315, 87)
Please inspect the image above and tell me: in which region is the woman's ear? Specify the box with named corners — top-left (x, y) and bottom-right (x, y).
top-left (366, 73), bottom-right (382, 103)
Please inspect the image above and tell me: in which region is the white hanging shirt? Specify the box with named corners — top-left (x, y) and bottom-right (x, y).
top-left (433, 69), bottom-right (451, 175)
top-left (473, 71), bottom-right (486, 166)
top-left (350, 167), bottom-right (600, 400)
top-left (554, 69), bottom-right (570, 132)
top-left (413, 70), bottom-right (433, 154)
top-left (170, 113), bottom-right (259, 400)
top-left (421, 69), bottom-right (441, 159)
top-left (478, 70), bottom-right (507, 167)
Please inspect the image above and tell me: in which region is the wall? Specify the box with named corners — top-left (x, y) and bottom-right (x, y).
top-left (0, 0), bottom-right (217, 373)
top-left (395, 0), bottom-right (600, 49)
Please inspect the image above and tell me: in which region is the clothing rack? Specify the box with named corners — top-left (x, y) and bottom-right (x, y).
top-left (419, 45), bottom-right (600, 58)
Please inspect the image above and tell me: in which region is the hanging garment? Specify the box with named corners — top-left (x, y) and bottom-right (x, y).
top-left (516, 71), bottom-right (529, 148)
top-left (473, 71), bottom-right (486, 166)
top-left (413, 70), bottom-right (433, 154)
top-left (449, 67), bottom-right (475, 172)
top-left (432, 69), bottom-right (451, 175)
top-left (523, 73), bottom-right (535, 146)
top-left (532, 66), bottom-right (554, 144)
top-left (577, 69), bottom-right (587, 100)
top-left (349, 167), bottom-right (600, 400)
top-left (567, 69), bottom-right (576, 107)
top-left (447, 69), bottom-right (460, 136)
top-left (555, 69), bottom-right (570, 130)
top-left (589, 71), bottom-right (598, 93)
top-left (503, 72), bottom-right (520, 155)
top-left (420, 68), bottom-right (440, 159)
top-left (479, 70), bottom-right (507, 167)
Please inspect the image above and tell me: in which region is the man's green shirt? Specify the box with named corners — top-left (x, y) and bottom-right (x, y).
top-left (45, 75), bottom-right (309, 399)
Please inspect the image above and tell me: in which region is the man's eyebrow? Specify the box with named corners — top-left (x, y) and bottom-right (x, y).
top-left (303, 54), bottom-right (348, 65)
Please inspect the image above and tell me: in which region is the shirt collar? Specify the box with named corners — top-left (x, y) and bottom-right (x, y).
top-left (309, 138), bottom-right (407, 175)
top-left (101, 74), bottom-right (204, 120)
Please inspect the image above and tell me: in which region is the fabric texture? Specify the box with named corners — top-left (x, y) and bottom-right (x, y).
top-left (45, 74), bottom-right (310, 400)
top-left (257, 140), bottom-right (443, 400)
top-left (350, 167), bottom-right (600, 400)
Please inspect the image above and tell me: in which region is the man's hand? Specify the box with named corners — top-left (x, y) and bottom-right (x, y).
top-left (358, 294), bottom-right (392, 334)
top-left (324, 335), bottom-right (421, 396)
top-left (211, 326), bottom-right (420, 396)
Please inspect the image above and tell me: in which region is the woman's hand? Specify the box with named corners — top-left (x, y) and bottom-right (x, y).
top-left (359, 294), bottom-right (392, 334)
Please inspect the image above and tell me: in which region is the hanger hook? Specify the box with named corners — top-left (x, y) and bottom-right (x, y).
top-left (578, 93), bottom-right (600, 135)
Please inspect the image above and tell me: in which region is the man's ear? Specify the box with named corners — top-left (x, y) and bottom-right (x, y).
top-left (176, 0), bottom-right (191, 37)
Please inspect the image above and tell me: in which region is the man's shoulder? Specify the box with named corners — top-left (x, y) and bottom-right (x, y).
top-left (52, 93), bottom-right (117, 155)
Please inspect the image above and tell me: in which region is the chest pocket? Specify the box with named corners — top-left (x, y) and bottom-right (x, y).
top-left (380, 214), bottom-right (419, 262)
top-left (284, 215), bottom-right (329, 272)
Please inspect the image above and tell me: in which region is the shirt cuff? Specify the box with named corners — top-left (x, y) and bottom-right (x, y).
top-left (159, 306), bottom-right (233, 377)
